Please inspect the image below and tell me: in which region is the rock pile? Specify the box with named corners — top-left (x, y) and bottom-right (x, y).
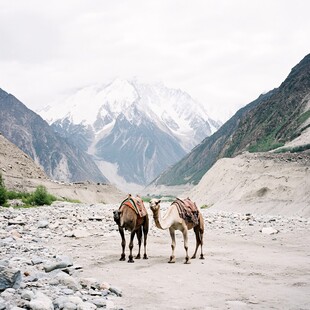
top-left (202, 209), bottom-right (309, 236)
top-left (0, 202), bottom-right (122, 310)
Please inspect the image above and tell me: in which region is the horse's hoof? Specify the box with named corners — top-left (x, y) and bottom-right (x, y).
top-left (119, 256), bottom-right (126, 261)
top-left (168, 256), bottom-right (175, 263)
top-left (135, 254), bottom-right (141, 259)
top-left (143, 254), bottom-right (148, 259)
top-left (191, 255), bottom-right (196, 259)
top-left (184, 257), bottom-right (191, 264)
top-left (199, 254), bottom-right (205, 260)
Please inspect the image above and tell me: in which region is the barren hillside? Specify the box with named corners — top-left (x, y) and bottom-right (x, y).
top-left (0, 133), bottom-right (124, 204)
top-left (186, 151), bottom-right (310, 217)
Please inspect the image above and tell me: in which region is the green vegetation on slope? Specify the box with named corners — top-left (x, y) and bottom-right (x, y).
top-left (153, 54), bottom-right (310, 186)
top-left (0, 174), bottom-right (57, 207)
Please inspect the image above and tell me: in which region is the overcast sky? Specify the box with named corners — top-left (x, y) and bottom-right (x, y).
top-left (0, 0), bottom-right (309, 122)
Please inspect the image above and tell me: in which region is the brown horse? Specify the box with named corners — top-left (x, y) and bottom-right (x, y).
top-left (113, 195), bottom-right (149, 263)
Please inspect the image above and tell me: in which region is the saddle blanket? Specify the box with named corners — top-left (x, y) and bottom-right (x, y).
top-left (120, 196), bottom-right (147, 218)
top-left (173, 198), bottom-right (199, 225)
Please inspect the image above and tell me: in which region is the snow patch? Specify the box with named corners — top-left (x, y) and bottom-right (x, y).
top-left (52, 156), bottom-right (71, 182)
top-left (95, 160), bottom-right (144, 194)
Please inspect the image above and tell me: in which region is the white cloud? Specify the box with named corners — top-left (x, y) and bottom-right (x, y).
top-left (0, 0), bottom-right (310, 122)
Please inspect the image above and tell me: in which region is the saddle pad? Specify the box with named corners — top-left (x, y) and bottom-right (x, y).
top-left (173, 198), bottom-right (199, 225)
top-left (120, 196), bottom-right (147, 218)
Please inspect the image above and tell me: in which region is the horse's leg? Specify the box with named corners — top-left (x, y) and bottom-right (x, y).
top-left (128, 230), bottom-right (135, 263)
top-left (198, 214), bottom-right (205, 259)
top-left (119, 226), bottom-right (126, 261)
top-left (181, 226), bottom-right (191, 264)
top-left (135, 227), bottom-right (142, 259)
top-left (168, 227), bottom-right (176, 263)
top-left (199, 225), bottom-right (205, 260)
top-left (191, 225), bottom-right (200, 259)
top-left (143, 216), bottom-right (149, 259)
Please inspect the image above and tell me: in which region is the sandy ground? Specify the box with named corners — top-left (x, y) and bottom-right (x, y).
top-left (50, 204), bottom-right (310, 310)
top-left (186, 152), bottom-right (310, 218)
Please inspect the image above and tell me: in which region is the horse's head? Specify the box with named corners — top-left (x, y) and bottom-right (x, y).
top-left (113, 209), bottom-right (121, 225)
top-left (149, 198), bottom-right (161, 212)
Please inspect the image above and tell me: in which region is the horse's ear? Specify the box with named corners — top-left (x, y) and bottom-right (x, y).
top-left (156, 199), bottom-right (161, 205)
top-left (128, 193), bottom-right (132, 198)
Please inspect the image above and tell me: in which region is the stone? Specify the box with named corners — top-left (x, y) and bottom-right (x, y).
top-left (29, 291), bottom-right (53, 310)
top-left (106, 300), bottom-right (116, 309)
top-left (63, 302), bottom-right (77, 310)
top-left (11, 229), bottom-right (22, 239)
top-left (88, 289), bottom-right (101, 296)
top-left (62, 288), bottom-right (74, 295)
top-left (91, 297), bottom-right (107, 307)
top-left (21, 289), bottom-right (35, 301)
top-left (57, 255), bottom-right (73, 267)
top-left (67, 296), bottom-right (83, 305)
top-left (64, 231), bottom-right (75, 237)
top-left (0, 261), bottom-right (9, 267)
top-left (109, 286), bottom-right (122, 297)
top-left (77, 301), bottom-right (97, 310)
top-left (37, 220), bottom-right (49, 228)
top-left (55, 272), bottom-right (81, 291)
top-left (99, 281), bottom-right (110, 290)
top-left (31, 257), bottom-right (44, 265)
top-left (44, 256), bottom-right (73, 272)
top-left (62, 265), bottom-right (83, 274)
top-left (1, 237), bottom-right (14, 245)
top-left (53, 296), bottom-right (68, 309)
top-left (24, 275), bottom-right (38, 283)
top-left (80, 278), bottom-right (99, 289)
top-left (0, 266), bottom-right (22, 291)
top-left (72, 229), bottom-right (91, 238)
top-left (261, 227), bottom-right (279, 235)
top-left (44, 262), bottom-right (69, 272)
top-left (8, 217), bottom-right (26, 226)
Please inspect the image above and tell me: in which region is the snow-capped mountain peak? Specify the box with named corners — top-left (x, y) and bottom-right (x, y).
top-left (39, 78), bottom-right (221, 189)
top-left (105, 78), bottom-right (137, 99)
top-left (41, 79), bottom-right (139, 126)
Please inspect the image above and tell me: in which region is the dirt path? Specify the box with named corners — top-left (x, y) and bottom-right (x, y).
top-left (51, 208), bottom-right (310, 310)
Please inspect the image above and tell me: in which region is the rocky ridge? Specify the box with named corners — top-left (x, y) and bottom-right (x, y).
top-left (0, 88), bottom-right (108, 184)
top-left (154, 53), bottom-right (310, 186)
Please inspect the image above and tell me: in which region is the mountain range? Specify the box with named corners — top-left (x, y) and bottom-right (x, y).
top-left (2, 54), bottom-right (309, 192)
top-left (152, 54), bottom-right (310, 186)
top-left (40, 79), bottom-right (220, 190)
top-left (0, 89), bottom-right (108, 183)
